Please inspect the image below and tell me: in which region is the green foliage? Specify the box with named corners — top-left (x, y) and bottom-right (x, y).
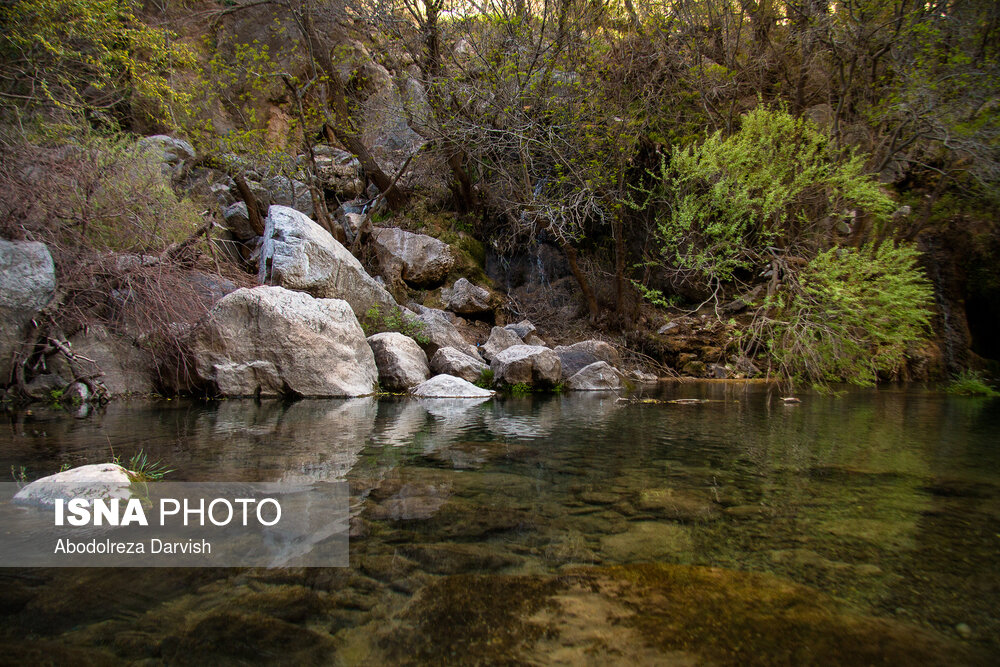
top-left (116, 449), bottom-right (173, 482)
top-left (10, 465), bottom-right (28, 486)
top-left (0, 0), bottom-right (194, 128)
top-left (945, 370), bottom-right (999, 397)
top-left (509, 382), bottom-right (532, 397)
top-left (361, 304), bottom-right (430, 345)
top-left (0, 130), bottom-right (202, 252)
top-left (638, 106), bottom-right (895, 285)
top-left (754, 243), bottom-right (933, 387)
top-left (474, 368), bottom-right (495, 389)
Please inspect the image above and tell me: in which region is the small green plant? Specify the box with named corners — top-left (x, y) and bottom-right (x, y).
top-left (59, 462), bottom-right (72, 472)
top-left (946, 370), bottom-right (999, 397)
top-left (509, 382), bottom-right (532, 397)
top-left (114, 449), bottom-right (173, 482)
top-left (10, 465), bottom-right (28, 486)
top-left (474, 368), bottom-right (495, 389)
top-left (361, 304), bottom-right (430, 345)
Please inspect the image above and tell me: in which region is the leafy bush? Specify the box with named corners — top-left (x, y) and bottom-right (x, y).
top-left (474, 368), bottom-right (495, 389)
top-left (749, 243), bottom-right (933, 386)
top-left (638, 106), bottom-right (895, 286)
top-left (946, 370), bottom-right (999, 397)
top-left (361, 304), bottom-right (429, 344)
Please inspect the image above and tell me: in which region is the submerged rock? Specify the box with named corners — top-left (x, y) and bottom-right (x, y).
top-left (600, 521), bottom-right (694, 561)
top-left (635, 488), bottom-right (720, 522)
top-left (187, 286), bottom-right (377, 397)
top-left (410, 374), bottom-right (494, 398)
top-left (491, 345), bottom-right (561, 388)
top-left (262, 205), bottom-right (397, 318)
top-left (367, 332), bottom-right (429, 391)
top-left (373, 564), bottom-right (975, 665)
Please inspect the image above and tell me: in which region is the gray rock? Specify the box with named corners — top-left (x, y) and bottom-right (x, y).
top-left (138, 135), bottom-right (196, 184)
top-left (65, 325), bottom-right (156, 397)
top-left (63, 381), bottom-right (91, 403)
top-left (262, 175), bottom-right (313, 218)
top-left (442, 278), bottom-right (491, 316)
top-left (554, 340), bottom-right (622, 379)
top-left (367, 332), bottom-right (430, 391)
top-left (491, 345), bottom-right (561, 387)
top-left (221, 201), bottom-right (257, 241)
top-left (313, 147), bottom-right (364, 198)
top-left (14, 463), bottom-right (133, 508)
top-left (262, 206), bottom-right (397, 318)
top-left (410, 307), bottom-right (481, 361)
top-left (0, 240), bottom-right (56, 382)
top-left (504, 320), bottom-right (536, 339)
top-left (565, 361), bottom-right (623, 391)
top-left (187, 286), bottom-right (377, 397)
top-left (523, 333), bottom-right (547, 347)
top-left (429, 347), bottom-right (489, 383)
top-left (681, 360), bottom-right (707, 376)
top-left (25, 373), bottom-right (66, 400)
top-left (410, 374), bottom-right (494, 398)
top-left (373, 227), bottom-right (454, 287)
top-left (480, 326), bottom-right (522, 362)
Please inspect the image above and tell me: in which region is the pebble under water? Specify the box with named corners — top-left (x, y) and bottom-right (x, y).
top-left (0, 382), bottom-right (998, 665)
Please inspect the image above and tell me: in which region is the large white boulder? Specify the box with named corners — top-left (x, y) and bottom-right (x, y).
top-left (490, 345), bottom-right (561, 388)
top-left (13, 463), bottom-right (133, 508)
top-left (0, 240), bottom-right (56, 382)
top-left (368, 332), bottom-right (430, 391)
top-left (262, 206), bottom-right (397, 317)
top-left (188, 286), bottom-right (377, 397)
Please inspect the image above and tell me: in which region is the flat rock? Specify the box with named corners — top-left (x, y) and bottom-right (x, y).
top-left (635, 488), bottom-right (720, 522)
top-left (411, 374), bottom-right (494, 398)
top-left (367, 332), bottom-right (430, 391)
top-left (600, 521), bottom-right (694, 561)
top-left (187, 286), bottom-right (377, 397)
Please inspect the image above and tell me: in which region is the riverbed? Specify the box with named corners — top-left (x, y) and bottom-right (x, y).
top-left (1, 383), bottom-right (997, 664)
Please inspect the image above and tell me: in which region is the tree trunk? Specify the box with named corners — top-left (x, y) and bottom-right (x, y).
top-left (299, 8), bottom-right (407, 210)
top-left (561, 243), bottom-right (600, 322)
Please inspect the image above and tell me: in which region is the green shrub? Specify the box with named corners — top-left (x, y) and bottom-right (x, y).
top-left (751, 242), bottom-right (933, 386)
top-left (361, 304), bottom-right (430, 344)
top-left (637, 106), bottom-right (895, 285)
top-left (946, 370), bottom-right (999, 397)
top-left (474, 368), bottom-right (495, 389)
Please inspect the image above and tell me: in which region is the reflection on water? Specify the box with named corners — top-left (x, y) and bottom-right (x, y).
top-left (1, 384), bottom-right (998, 664)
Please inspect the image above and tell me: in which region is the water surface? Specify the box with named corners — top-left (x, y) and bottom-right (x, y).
top-left (1, 383), bottom-right (997, 664)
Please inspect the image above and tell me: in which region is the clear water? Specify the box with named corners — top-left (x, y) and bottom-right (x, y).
top-left (1, 383), bottom-right (998, 664)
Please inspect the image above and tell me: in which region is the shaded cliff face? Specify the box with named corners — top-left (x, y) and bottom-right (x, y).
top-left (919, 219), bottom-right (1000, 374)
